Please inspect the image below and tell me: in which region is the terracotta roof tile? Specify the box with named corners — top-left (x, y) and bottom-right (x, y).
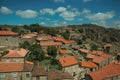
top-left (32, 66), bottom-right (47, 76)
top-left (0, 30), bottom-right (18, 36)
top-left (59, 50), bottom-right (67, 54)
top-left (81, 61), bottom-right (97, 68)
top-left (100, 53), bottom-right (111, 59)
top-left (36, 36), bottom-right (53, 41)
top-left (103, 43), bottom-right (112, 48)
top-left (86, 54), bottom-right (95, 59)
top-left (40, 42), bottom-right (62, 47)
top-left (92, 56), bottom-right (105, 64)
top-left (22, 33), bottom-right (37, 39)
top-left (59, 56), bottom-right (78, 67)
top-left (47, 69), bottom-right (73, 80)
top-left (3, 48), bottom-right (28, 58)
top-left (0, 62), bottom-right (23, 72)
top-left (88, 63), bottom-right (120, 80)
top-left (79, 48), bottom-right (89, 53)
top-left (91, 50), bottom-right (103, 56)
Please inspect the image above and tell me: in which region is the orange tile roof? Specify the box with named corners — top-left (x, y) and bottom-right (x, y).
top-left (92, 56), bottom-right (105, 64)
top-left (53, 36), bottom-right (65, 41)
top-left (100, 53), bottom-right (111, 59)
top-left (62, 39), bottom-right (76, 44)
top-left (36, 36), bottom-right (53, 41)
top-left (59, 56), bottom-right (78, 67)
top-left (22, 33), bottom-right (37, 39)
top-left (0, 30), bottom-right (18, 36)
top-left (40, 42), bottom-right (62, 47)
top-left (91, 50), bottom-right (103, 56)
top-left (103, 43), bottom-right (112, 48)
top-left (59, 50), bottom-right (67, 54)
top-left (81, 61), bottom-right (97, 68)
top-left (3, 48), bottom-right (28, 58)
top-left (86, 54), bottom-right (95, 59)
top-left (79, 48), bottom-right (89, 53)
top-left (88, 63), bottom-right (120, 80)
top-left (0, 62), bottom-right (23, 72)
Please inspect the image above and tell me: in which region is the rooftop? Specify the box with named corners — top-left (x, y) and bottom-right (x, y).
top-left (92, 56), bottom-right (105, 64)
top-left (79, 48), bottom-right (89, 53)
top-left (22, 33), bottom-right (37, 39)
top-left (36, 36), bottom-right (53, 41)
top-left (3, 48), bottom-right (28, 58)
top-left (88, 63), bottom-right (120, 80)
top-left (40, 42), bottom-right (62, 47)
top-left (103, 43), bottom-right (112, 48)
top-left (59, 56), bottom-right (78, 67)
top-left (32, 66), bottom-right (47, 76)
top-left (86, 54), bottom-right (95, 59)
top-left (59, 50), bottom-right (67, 54)
top-left (0, 30), bottom-right (18, 36)
top-left (48, 69), bottom-right (73, 80)
top-left (81, 61), bottom-right (97, 68)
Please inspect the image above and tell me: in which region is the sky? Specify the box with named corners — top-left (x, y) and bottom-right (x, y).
top-left (0, 0), bottom-right (120, 28)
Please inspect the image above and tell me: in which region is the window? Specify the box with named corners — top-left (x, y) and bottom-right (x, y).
top-left (73, 72), bottom-right (76, 77)
top-left (26, 73), bottom-right (30, 78)
top-left (0, 73), bottom-right (5, 78)
top-left (11, 73), bottom-right (17, 78)
top-left (16, 59), bottom-right (20, 62)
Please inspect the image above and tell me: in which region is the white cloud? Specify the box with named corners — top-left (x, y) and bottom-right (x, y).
top-left (55, 7), bottom-right (66, 12)
top-left (86, 11), bottom-right (115, 21)
top-left (83, 0), bottom-right (92, 3)
top-left (60, 10), bottom-right (80, 21)
top-left (53, 0), bottom-right (65, 3)
top-left (40, 8), bottom-right (55, 15)
top-left (39, 22), bottom-right (45, 25)
top-left (0, 6), bottom-right (13, 14)
top-left (16, 10), bottom-right (37, 18)
top-left (82, 8), bottom-right (91, 14)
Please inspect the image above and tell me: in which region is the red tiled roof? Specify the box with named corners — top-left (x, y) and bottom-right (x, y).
top-left (81, 61), bottom-right (97, 68)
top-left (0, 30), bottom-right (18, 36)
top-left (59, 50), bottom-right (67, 54)
top-left (92, 56), bottom-right (105, 64)
top-left (32, 66), bottom-right (47, 76)
top-left (36, 36), bottom-right (53, 41)
top-left (3, 48), bottom-right (28, 58)
top-left (22, 33), bottom-right (37, 39)
top-left (88, 63), bottom-right (120, 80)
top-left (103, 43), bottom-right (112, 48)
top-left (48, 69), bottom-right (73, 80)
top-left (100, 53), bottom-right (111, 59)
top-left (0, 62), bottom-right (23, 72)
top-left (79, 48), bottom-right (89, 53)
top-left (62, 40), bottom-right (76, 44)
top-left (40, 42), bottom-right (62, 47)
top-left (59, 56), bottom-right (78, 67)
top-left (91, 50), bottom-right (103, 56)
top-left (86, 54), bottom-right (95, 59)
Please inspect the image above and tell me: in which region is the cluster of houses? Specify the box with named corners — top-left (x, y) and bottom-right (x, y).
top-left (0, 29), bottom-right (120, 80)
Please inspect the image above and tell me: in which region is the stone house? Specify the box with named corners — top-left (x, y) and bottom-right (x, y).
top-left (36, 36), bottom-right (54, 43)
top-left (47, 69), bottom-right (73, 80)
top-left (1, 48), bottom-right (29, 63)
top-left (0, 61), bottom-right (34, 80)
top-left (78, 48), bottom-right (89, 57)
top-left (85, 62), bottom-right (120, 80)
top-left (103, 43), bottom-right (112, 53)
top-left (21, 33), bottom-right (37, 44)
top-left (32, 66), bottom-right (47, 80)
top-left (59, 56), bottom-right (79, 80)
top-left (79, 61), bottom-right (97, 79)
top-left (0, 30), bottom-right (19, 48)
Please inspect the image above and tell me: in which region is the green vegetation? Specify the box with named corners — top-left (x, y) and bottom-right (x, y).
top-left (47, 46), bottom-right (57, 58)
top-left (62, 31), bottom-right (70, 40)
top-left (91, 44), bottom-right (99, 50)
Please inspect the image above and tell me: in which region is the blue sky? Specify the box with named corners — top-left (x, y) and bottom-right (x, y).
top-left (0, 0), bottom-right (120, 28)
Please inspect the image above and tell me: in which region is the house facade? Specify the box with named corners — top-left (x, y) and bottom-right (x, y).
top-left (0, 30), bottom-right (19, 48)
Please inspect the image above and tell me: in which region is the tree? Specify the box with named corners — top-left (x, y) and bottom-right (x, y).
top-left (47, 46), bottom-right (57, 58)
top-left (91, 44), bottom-right (99, 50)
top-left (20, 41), bottom-right (31, 49)
top-left (62, 31), bottom-right (70, 40)
top-left (27, 44), bottom-right (45, 63)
